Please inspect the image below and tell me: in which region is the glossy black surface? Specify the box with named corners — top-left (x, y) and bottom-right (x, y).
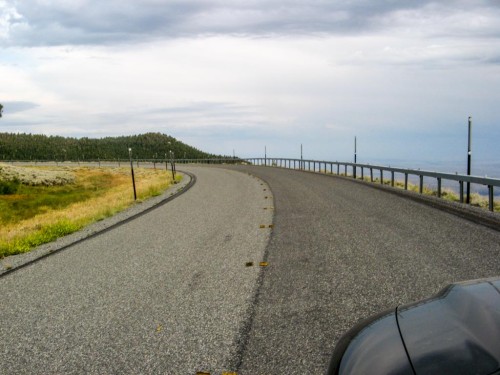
top-left (328, 277), bottom-right (500, 375)
top-left (397, 279), bottom-right (500, 375)
top-left (326, 309), bottom-right (414, 375)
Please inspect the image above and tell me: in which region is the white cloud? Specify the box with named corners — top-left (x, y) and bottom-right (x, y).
top-left (1, 1), bottom-right (499, 163)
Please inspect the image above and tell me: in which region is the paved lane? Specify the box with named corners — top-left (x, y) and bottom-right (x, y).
top-left (0, 167), bottom-right (272, 374)
top-left (227, 166), bottom-right (500, 375)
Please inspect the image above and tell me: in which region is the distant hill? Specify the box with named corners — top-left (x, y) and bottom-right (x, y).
top-left (0, 132), bottom-right (222, 161)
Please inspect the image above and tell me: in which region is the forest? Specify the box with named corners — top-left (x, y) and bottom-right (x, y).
top-left (0, 132), bottom-right (224, 161)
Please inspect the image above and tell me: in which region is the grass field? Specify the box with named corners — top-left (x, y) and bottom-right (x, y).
top-left (0, 164), bottom-right (179, 258)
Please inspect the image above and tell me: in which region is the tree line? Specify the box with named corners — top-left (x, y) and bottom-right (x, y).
top-left (0, 132), bottom-right (226, 161)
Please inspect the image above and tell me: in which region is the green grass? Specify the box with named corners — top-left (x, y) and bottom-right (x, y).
top-left (0, 171), bottom-right (116, 226)
top-left (0, 166), bottom-right (177, 259)
top-left (4, 220), bottom-right (82, 255)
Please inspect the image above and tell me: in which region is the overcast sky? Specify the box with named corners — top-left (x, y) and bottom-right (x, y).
top-left (1, 0), bottom-right (500, 169)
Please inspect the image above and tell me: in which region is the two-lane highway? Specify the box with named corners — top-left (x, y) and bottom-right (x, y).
top-left (1, 165), bottom-right (499, 374)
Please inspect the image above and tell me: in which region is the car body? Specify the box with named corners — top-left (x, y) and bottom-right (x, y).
top-left (327, 277), bottom-right (500, 375)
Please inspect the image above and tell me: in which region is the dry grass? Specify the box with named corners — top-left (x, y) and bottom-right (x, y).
top-left (0, 163), bottom-right (75, 185)
top-left (316, 168), bottom-right (499, 212)
top-left (0, 165), bottom-right (177, 257)
top-left (360, 175), bottom-right (500, 212)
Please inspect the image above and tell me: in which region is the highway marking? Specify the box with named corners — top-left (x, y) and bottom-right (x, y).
top-left (259, 262), bottom-right (269, 267)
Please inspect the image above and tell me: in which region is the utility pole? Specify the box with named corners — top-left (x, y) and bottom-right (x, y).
top-left (466, 116), bottom-right (472, 204)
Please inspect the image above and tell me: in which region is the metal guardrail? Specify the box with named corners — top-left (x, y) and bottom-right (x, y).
top-left (173, 157), bottom-right (500, 212)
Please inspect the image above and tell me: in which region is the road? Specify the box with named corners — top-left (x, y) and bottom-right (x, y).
top-left (1, 165), bottom-right (499, 374)
top-left (0, 167), bottom-right (272, 374)
top-left (226, 165), bottom-right (500, 374)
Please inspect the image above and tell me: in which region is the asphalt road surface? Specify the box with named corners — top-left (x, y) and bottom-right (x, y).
top-left (1, 165), bottom-right (499, 374)
top-left (0, 167), bottom-right (272, 374)
top-left (226, 165), bottom-right (500, 374)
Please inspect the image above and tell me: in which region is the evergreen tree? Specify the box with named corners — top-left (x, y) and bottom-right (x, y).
top-left (0, 132), bottom-right (229, 161)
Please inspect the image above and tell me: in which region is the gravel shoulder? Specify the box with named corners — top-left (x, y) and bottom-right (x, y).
top-left (1, 171), bottom-right (193, 276)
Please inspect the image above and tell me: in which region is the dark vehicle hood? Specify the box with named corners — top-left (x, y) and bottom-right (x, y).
top-left (328, 278), bottom-right (500, 375)
top-left (397, 278), bottom-right (500, 375)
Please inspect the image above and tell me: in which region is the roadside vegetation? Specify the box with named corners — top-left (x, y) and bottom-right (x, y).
top-left (342, 172), bottom-right (499, 212)
top-left (0, 164), bottom-right (180, 258)
top-left (375, 177), bottom-right (499, 211)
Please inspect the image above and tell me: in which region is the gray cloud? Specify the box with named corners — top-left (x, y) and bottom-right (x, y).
top-left (3, 0), bottom-right (499, 46)
top-left (0, 101), bottom-right (39, 114)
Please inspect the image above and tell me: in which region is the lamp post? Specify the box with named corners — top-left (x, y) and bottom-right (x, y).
top-left (128, 148), bottom-right (137, 201)
top-left (354, 136), bottom-right (357, 179)
top-left (466, 117), bottom-right (472, 204)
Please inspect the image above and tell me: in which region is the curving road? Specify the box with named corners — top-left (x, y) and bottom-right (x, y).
top-left (0, 167), bottom-right (272, 374)
top-left (225, 165), bottom-right (500, 374)
top-left (1, 165), bottom-right (499, 374)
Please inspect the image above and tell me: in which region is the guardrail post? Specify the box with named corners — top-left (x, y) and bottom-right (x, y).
top-left (391, 171), bottom-right (395, 187)
top-left (344, 165), bottom-right (347, 176)
top-left (437, 178), bottom-right (442, 197)
top-left (361, 167), bottom-right (364, 180)
top-left (419, 175), bottom-right (424, 193)
top-left (337, 164), bottom-right (340, 175)
top-left (380, 169), bottom-right (383, 184)
top-left (404, 173), bottom-right (408, 190)
top-left (488, 185), bottom-right (494, 211)
top-left (370, 168), bottom-right (373, 182)
top-left (330, 163), bottom-right (333, 174)
top-left (459, 181), bottom-right (464, 203)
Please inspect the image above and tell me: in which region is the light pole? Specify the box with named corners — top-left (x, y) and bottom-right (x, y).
top-left (354, 136), bottom-right (357, 179)
top-left (301, 143), bottom-right (303, 170)
top-left (466, 116), bottom-right (472, 204)
top-left (128, 148), bottom-right (137, 201)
